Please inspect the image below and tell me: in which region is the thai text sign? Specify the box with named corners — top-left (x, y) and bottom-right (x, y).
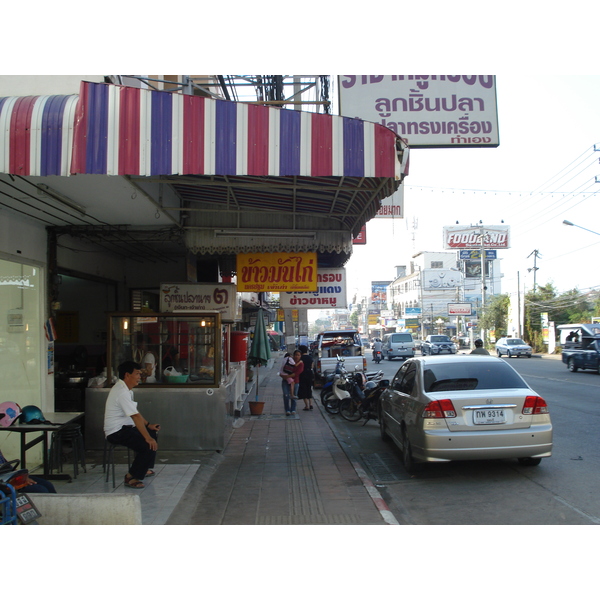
top-left (236, 252), bottom-right (318, 293)
top-left (160, 283), bottom-right (240, 320)
top-left (444, 225), bottom-right (510, 249)
top-left (279, 268), bottom-right (347, 309)
top-left (448, 303), bottom-right (473, 316)
top-left (338, 75), bottom-right (499, 148)
top-left (459, 249), bottom-right (497, 260)
top-left (374, 186), bottom-right (403, 218)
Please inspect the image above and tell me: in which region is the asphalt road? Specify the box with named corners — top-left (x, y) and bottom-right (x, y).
top-left (322, 350), bottom-right (600, 525)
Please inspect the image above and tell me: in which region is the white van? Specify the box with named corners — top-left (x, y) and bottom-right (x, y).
top-left (382, 332), bottom-right (415, 361)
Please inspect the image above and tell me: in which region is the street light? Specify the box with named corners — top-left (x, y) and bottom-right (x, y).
top-left (562, 220), bottom-right (600, 237)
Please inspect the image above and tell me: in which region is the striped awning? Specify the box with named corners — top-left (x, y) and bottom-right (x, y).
top-left (0, 81), bottom-right (408, 180)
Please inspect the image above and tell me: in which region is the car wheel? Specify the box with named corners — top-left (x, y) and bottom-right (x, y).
top-left (401, 426), bottom-right (420, 474)
top-left (568, 358), bottom-right (578, 372)
top-left (387, 355), bottom-right (393, 361)
top-left (507, 350), bottom-right (512, 358)
top-left (518, 457), bottom-right (542, 466)
top-left (497, 349), bottom-right (502, 357)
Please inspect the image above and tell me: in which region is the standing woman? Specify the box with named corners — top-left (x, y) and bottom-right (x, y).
top-left (297, 345), bottom-right (315, 411)
top-left (292, 350), bottom-right (304, 413)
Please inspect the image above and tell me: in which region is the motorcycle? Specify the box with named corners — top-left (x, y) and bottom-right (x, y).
top-left (339, 378), bottom-right (390, 424)
top-left (0, 460), bottom-right (41, 525)
top-left (373, 350), bottom-right (383, 364)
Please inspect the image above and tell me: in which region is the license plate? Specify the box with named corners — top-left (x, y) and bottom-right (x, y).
top-left (474, 409), bottom-right (506, 425)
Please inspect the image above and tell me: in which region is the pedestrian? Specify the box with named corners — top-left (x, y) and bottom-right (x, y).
top-left (279, 353), bottom-right (297, 416)
top-left (470, 339), bottom-right (490, 355)
top-left (292, 350), bottom-right (304, 408)
top-left (103, 361), bottom-right (160, 489)
top-left (297, 345), bottom-right (315, 411)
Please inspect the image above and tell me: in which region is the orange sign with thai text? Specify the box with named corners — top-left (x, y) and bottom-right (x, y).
top-left (236, 253), bottom-right (318, 292)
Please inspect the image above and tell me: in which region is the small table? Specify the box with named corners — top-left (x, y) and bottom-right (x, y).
top-left (3, 412), bottom-right (84, 481)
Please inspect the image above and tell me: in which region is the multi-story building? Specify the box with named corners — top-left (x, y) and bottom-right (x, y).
top-left (388, 250), bottom-right (502, 336)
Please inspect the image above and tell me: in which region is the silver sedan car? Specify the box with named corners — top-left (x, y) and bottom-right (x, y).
top-left (379, 355), bottom-right (552, 473)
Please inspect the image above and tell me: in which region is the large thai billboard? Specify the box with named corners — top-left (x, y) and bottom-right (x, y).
top-left (443, 225), bottom-right (510, 249)
top-left (338, 75), bottom-right (499, 148)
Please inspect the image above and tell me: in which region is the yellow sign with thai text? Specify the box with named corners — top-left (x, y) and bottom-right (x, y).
top-left (236, 253), bottom-right (318, 293)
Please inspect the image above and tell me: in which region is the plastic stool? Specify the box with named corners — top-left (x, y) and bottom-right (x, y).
top-left (103, 439), bottom-right (131, 488)
top-left (50, 424), bottom-right (87, 479)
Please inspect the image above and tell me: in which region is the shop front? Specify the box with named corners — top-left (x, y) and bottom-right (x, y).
top-left (0, 77), bottom-right (408, 462)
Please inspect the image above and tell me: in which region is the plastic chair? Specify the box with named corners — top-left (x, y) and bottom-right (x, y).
top-left (49, 424), bottom-right (87, 479)
top-left (103, 439), bottom-right (131, 488)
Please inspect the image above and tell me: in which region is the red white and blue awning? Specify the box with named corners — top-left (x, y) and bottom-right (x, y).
top-left (0, 81), bottom-right (408, 180)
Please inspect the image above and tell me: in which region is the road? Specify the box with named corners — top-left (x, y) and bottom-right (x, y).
top-left (321, 350), bottom-right (600, 525)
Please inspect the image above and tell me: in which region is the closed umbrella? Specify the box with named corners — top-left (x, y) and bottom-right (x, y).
top-left (247, 307), bottom-right (272, 402)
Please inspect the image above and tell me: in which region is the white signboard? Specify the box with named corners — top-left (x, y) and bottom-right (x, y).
top-left (448, 303), bottom-right (473, 316)
top-left (374, 186), bottom-right (403, 218)
top-left (338, 75), bottom-right (499, 148)
top-left (423, 269), bottom-right (463, 290)
top-left (160, 283), bottom-right (241, 321)
top-left (443, 225), bottom-right (510, 249)
top-left (279, 268), bottom-right (347, 309)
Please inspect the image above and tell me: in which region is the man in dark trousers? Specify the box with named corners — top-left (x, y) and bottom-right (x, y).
top-left (104, 361), bottom-right (160, 489)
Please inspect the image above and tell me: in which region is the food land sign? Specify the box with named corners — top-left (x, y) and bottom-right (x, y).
top-left (279, 268), bottom-right (347, 309)
top-left (444, 225), bottom-right (510, 249)
top-left (338, 76), bottom-right (499, 148)
top-left (236, 252), bottom-right (318, 293)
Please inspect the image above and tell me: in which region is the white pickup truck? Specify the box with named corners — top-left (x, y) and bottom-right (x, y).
top-left (313, 329), bottom-right (366, 384)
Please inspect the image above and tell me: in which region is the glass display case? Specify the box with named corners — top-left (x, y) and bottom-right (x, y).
top-left (107, 313), bottom-right (223, 387)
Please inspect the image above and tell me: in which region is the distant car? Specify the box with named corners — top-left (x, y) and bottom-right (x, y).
top-left (421, 335), bottom-right (457, 355)
top-left (379, 355), bottom-right (553, 473)
top-left (495, 337), bottom-right (532, 358)
top-left (361, 337), bottom-right (370, 349)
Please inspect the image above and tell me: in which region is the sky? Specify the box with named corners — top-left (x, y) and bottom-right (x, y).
top-left (344, 74), bottom-right (600, 307)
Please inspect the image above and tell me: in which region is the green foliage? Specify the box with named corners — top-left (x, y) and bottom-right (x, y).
top-left (524, 283), bottom-right (598, 351)
top-left (349, 311), bottom-right (359, 328)
top-left (480, 294), bottom-right (510, 336)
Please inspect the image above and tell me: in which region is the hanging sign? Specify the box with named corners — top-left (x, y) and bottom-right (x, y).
top-left (236, 252), bottom-right (318, 293)
top-left (279, 268), bottom-right (347, 309)
top-left (160, 283), bottom-right (241, 321)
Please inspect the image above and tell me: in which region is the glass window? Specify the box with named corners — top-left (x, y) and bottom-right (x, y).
top-left (423, 362), bottom-right (528, 392)
top-left (108, 313), bottom-right (221, 386)
top-left (0, 258), bottom-right (43, 407)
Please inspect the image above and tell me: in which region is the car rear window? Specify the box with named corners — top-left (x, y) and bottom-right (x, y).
top-left (423, 361), bottom-right (528, 392)
top-left (506, 339), bottom-right (526, 345)
top-left (391, 334), bottom-right (412, 343)
top-left (430, 336), bottom-right (451, 342)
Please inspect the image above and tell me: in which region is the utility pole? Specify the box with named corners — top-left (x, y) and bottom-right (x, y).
top-left (527, 250), bottom-right (541, 293)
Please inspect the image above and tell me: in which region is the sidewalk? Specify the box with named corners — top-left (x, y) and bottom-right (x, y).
top-left (166, 359), bottom-right (395, 525)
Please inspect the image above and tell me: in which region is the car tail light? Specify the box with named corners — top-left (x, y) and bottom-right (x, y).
top-left (423, 399), bottom-right (456, 418)
top-left (522, 395), bottom-right (549, 415)
top-left (362, 357), bottom-right (367, 371)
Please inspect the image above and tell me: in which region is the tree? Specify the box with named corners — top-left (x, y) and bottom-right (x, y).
top-left (480, 294), bottom-right (510, 337)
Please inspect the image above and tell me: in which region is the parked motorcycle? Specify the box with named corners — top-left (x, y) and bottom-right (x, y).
top-left (339, 378), bottom-right (390, 423)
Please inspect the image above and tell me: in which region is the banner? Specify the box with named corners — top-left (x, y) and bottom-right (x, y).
top-left (236, 252), bottom-right (318, 293)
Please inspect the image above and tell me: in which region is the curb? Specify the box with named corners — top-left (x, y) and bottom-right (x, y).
top-left (351, 461), bottom-right (400, 525)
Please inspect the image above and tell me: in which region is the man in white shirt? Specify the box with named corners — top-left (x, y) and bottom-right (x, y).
top-left (104, 361), bottom-right (160, 489)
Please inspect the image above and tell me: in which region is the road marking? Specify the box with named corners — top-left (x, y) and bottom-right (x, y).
top-left (351, 460), bottom-right (400, 525)
top-left (553, 495), bottom-right (600, 524)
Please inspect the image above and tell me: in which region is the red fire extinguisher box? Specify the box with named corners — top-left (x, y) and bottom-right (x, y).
top-left (230, 331), bottom-right (249, 362)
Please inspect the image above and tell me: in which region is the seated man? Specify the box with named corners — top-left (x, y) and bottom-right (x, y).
top-left (104, 361), bottom-right (160, 489)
